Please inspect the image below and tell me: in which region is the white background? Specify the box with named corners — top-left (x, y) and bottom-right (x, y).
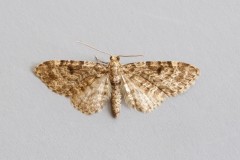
top-left (1, 1), bottom-right (240, 160)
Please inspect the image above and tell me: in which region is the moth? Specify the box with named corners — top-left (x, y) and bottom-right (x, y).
top-left (34, 45), bottom-right (200, 118)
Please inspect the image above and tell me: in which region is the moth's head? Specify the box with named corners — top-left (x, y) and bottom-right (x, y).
top-left (110, 56), bottom-right (120, 61)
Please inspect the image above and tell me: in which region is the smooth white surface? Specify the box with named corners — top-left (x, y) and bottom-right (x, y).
top-left (1, 1), bottom-right (240, 160)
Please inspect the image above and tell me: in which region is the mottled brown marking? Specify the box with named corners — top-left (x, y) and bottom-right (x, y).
top-left (34, 57), bottom-right (200, 118)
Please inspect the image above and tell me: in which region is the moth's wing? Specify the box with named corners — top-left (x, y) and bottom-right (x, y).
top-left (34, 60), bottom-right (111, 114)
top-left (121, 74), bottom-right (167, 112)
top-left (70, 75), bottom-right (111, 114)
top-left (34, 60), bottom-right (108, 96)
top-left (122, 61), bottom-right (200, 112)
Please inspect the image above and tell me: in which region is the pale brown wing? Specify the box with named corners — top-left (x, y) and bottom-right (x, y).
top-left (122, 61), bottom-right (200, 112)
top-left (34, 60), bottom-right (108, 97)
top-left (34, 60), bottom-right (111, 115)
top-left (71, 75), bottom-right (111, 114)
top-left (121, 74), bottom-right (167, 112)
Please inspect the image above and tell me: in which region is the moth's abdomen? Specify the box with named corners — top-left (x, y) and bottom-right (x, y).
top-left (109, 72), bottom-right (121, 118)
top-left (111, 84), bottom-right (121, 117)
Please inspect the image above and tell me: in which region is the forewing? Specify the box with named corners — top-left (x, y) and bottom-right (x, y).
top-left (122, 61), bottom-right (200, 112)
top-left (34, 60), bottom-right (108, 97)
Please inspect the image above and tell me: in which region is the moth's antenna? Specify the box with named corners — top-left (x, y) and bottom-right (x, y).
top-left (118, 54), bottom-right (144, 57)
top-left (76, 41), bottom-right (112, 56)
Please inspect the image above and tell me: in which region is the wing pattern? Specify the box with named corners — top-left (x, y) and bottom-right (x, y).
top-left (122, 61), bottom-right (200, 112)
top-left (34, 60), bottom-right (110, 114)
top-left (34, 59), bottom-right (200, 116)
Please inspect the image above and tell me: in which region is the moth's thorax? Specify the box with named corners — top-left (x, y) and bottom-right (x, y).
top-left (109, 56), bottom-right (122, 84)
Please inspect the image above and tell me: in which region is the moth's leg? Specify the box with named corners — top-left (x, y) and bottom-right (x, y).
top-left (95, 56), bottom-right (108, 64)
